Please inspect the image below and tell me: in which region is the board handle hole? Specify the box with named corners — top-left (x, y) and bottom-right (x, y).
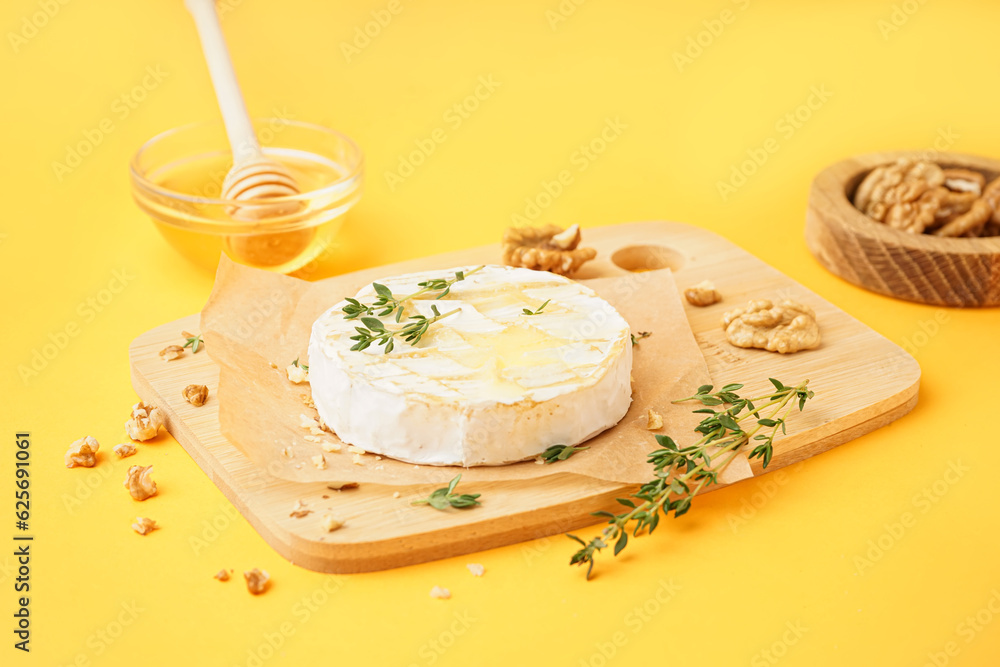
top-left (611, 244), bottom-right (685, 272)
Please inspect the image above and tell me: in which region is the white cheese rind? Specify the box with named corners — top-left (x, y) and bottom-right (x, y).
top-left (308, 265), bottom-right (632, 466)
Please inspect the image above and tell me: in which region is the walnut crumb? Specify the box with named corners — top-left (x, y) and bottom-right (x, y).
top-left (534, 456), bottom-right (545, 465)
top-left (269, 361), bottom-right (278, 369)
top-left (290, 500), bottom-right (311, 518)
top-left (131, 517), bottom-right (157, 535)
top-left (393, 491), bottom-right (401, 498)
top-left (113, 442), bottom-right (137, 459)
top-left (352, 453), bottom-right (364, 466)
top-left (124, 465), bottom-right (157, 501)
top-left (214, 569), bottom-right (231, 582)
top-left (646, 408), bottom-right (664, 430)
top-left (321, 515), bottom-right (344, 532)
top-left (327, 482), bottom-right (359, 491)
top-left (159, 345), bottom-right (184, 362)
top-left (299, 414), bottom-right (319, 429)
top-left (429, 586), bottom-right (451, 600)
top-left (321, 442), bottom-right (342, 453)
top-left (182, 384), bottom-right (209, 407)
top-left (125, 401), bottom-right (165, 442)
top-left (286, 363), bottom-right (309, 384)
top-left (311, 454), bottom-right (327, 470)
top-left (466, 563), bottom-right (485, 577)
top-left (243, 569), bottom-right (270, 595)
top-left (684, 280), bottom-right (721, 307)
top-left (303, 435), bottom-right (320, 443)
top-left (281, 446), bottom-right (294, 459)
top-left (300, 394), bottom-right (316, 409)
top-left (65, 436), bottom-right (100, 468)
top-left (347, 445), bottom-right (366, 455)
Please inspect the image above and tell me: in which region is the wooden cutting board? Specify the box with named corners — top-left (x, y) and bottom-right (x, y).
top-left (129, 221), bottom-right (919, 573)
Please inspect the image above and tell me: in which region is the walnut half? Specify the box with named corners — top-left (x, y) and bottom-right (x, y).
top-left (124, 465), bottom-right (157, 501)
top-left (65, 436), bottom-right (100, 468)
top-left (502, 224), bottom-right (596, 275)
top-left (125, 402), bottom-right (165, 442)
top-left (721, 299), bottom-right (821, 354)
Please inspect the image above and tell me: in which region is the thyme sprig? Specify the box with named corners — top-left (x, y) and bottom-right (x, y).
top-left (522, 299), bottom-right (550, 316)
top-left (539, 443), bottom-right (589, 463)
top-left (568, 378), bottom-right (814, 579)
top-left (411, 474), bottom-right (481, 510)
top-left (342, 266), bottom-right (484, 323)
top-left (630, 331), bottom-right (651, 346)
top-left (349, 305), bottom-right (459, 353)
top-left (182, 331), bottom-right (204, 353)
top-left (291, 357), bottom-right (309, 372)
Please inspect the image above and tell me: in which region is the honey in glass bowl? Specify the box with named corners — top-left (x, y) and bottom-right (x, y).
top-left (130, 119), bottom-right (363, 273)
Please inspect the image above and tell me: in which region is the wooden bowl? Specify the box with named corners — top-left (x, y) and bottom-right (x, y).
top-left (805, 151), bottom-right (1000, 307)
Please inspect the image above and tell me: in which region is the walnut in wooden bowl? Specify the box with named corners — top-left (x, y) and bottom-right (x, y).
top-left (806, 151), bottom-right (1000, 307)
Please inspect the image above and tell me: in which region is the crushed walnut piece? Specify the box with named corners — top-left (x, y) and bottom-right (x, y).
top-left (125, 402), bottom-right (165, 442)
top-left (942, 168), bottom-right (985, 195)
top-left (321, 442), bottom-right (342, 453)
top-left (645, 408), bottom-right (663, 431)
top-left (290, 500), bottom-right (311, 518)
top-left (347, 445), bottom-right (366, 455)
top-left (113, 443), bottom-right (137, 459)
top-left (131, 517), bottom-right (158, 535)
top-left (182, 384), bottom-right (209, 407)
top-left (300, 393), bottom-right (316, 409)
top-left (327, 482), bottom-right (359, 491)
top-left (159, 345), bottom-right (184, 362)
top-left (722, 299), bottom-right (821, 354)
top-left (311, 454), bottom-right (327, 470)
top-left (352, 454), bottom-right (364, 466)
top-left (124, 465), bottom-right (157, 500)
top-left (244, 568), bottom-right (270, 595)
top-left (854, 159), bottom-right (1000, 237)
top-left (684, 280), bottom-right (721, 307)
top-left (286, 363), bottom-right (309, 384)
top-left (65, 436), bottom-right (100, 468)
top-left (429, 586), bottom-right (451, 600)
top-left (321, 515), bottom-right (344, 532)
top-left (214, 569), bottom-right (231, 582)
top-left (934, 199), bottom-right (992, 237)
top-left (466, 563), bottom-right (485, 577)
top-left (502, 224), bottom-right (597, 275)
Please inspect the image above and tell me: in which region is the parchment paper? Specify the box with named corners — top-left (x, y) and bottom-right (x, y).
top-left (201, 255), bottom-right (750, 486)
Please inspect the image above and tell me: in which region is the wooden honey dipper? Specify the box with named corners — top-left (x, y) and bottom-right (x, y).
top-left (185, 0), bottom-right (313, 267)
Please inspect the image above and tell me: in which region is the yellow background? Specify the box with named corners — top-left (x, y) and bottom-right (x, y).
top-left (3, 0), bottom-right (1000, 665)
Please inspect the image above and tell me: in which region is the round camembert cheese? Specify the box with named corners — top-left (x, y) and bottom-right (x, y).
top-left (308, 265), bottom-right (632, 466)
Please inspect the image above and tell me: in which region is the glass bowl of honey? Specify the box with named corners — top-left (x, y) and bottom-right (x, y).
top-left (130, 118), bottom-right (363, 273)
